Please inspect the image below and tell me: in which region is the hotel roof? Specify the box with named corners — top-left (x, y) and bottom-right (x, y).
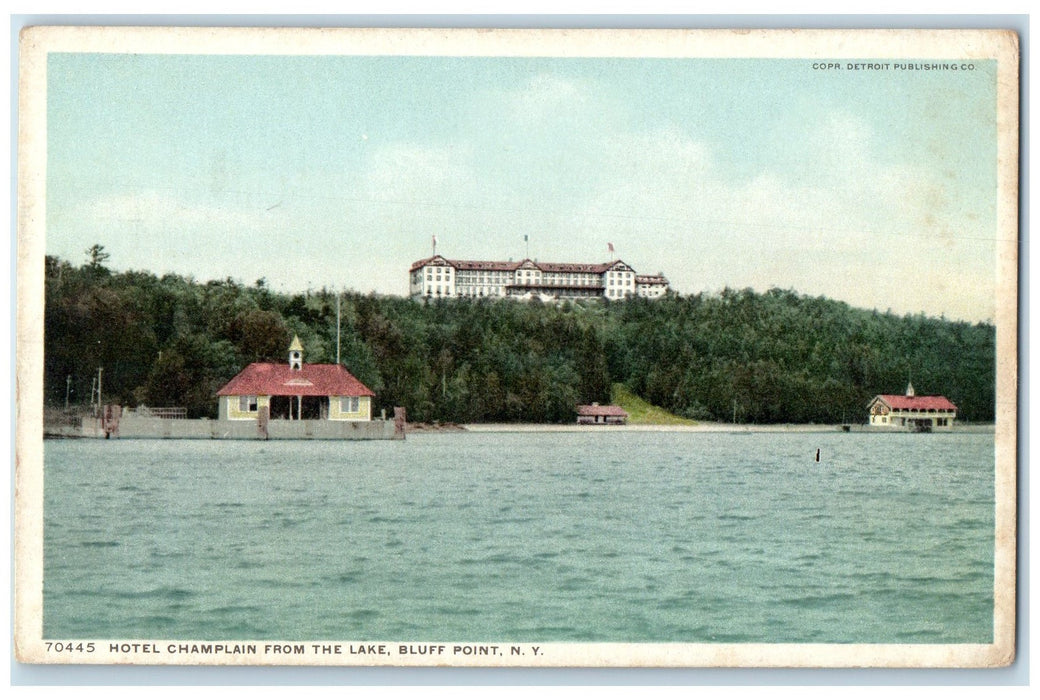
top-left (410, 255), bottom-right (633, 275)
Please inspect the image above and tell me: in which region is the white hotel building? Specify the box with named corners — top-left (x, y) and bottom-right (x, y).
top-left (409, 255), bottom-right (670, 301)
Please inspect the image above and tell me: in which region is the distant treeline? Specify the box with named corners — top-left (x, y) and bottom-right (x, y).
top-left (44, 250), bottom-right (996, 424)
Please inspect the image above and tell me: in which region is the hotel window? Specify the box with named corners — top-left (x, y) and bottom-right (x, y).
top-left (239, 395), bottom-right (258, 412)
top-left (341, 397), bottom-right (360, 413)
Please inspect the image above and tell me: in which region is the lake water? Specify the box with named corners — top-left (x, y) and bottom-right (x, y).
top-left (42, 431), bottom-right (994, 643)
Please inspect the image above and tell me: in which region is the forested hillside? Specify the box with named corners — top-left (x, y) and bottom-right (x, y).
top-left (43, 252), bottom-right (996, 424)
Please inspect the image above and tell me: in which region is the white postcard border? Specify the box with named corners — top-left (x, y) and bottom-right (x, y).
top-left (14, 25), bottom-right (1020, 669)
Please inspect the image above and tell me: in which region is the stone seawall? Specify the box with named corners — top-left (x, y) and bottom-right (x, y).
top-left (78, 416), bottom-right (403, 440)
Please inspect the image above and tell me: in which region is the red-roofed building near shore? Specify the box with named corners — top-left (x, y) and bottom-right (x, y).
top-left (216, 335), bottom-right (376, 422)
top-left (867, 382), bottom-right (958, 431)
top-left (576, 403), bottom-right (630, 425)
top-left (409, 254), bottom-right (669, 301)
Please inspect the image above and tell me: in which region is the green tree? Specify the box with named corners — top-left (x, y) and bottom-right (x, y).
top-left (85, 244), bottom-right (111, 273)
top-left (228, 309), bottom-right (290, 363)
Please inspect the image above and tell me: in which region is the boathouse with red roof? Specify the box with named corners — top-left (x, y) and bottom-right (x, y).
top-left (867, 382), bottom-right (957, 430)
top-left (216, 335), bottom-right (375, 422)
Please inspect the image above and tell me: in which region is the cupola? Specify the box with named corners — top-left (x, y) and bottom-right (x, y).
top-left (289, 334), bottom-right (303, 370)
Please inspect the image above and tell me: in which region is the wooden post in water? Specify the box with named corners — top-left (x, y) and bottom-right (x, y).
top-left (257, 405), bottom-right (269, 440)
top-left (394, 407), bottom-right (406, 439)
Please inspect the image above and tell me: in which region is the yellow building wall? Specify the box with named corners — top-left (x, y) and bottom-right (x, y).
top-left (329, 396), bottom-right (372, 421)
top-left (225, 395), bottom-right (270, 421)
top-left (225, 395), bottom-right (370, 421)
top-left (868, 407), bottom-right (956, 428)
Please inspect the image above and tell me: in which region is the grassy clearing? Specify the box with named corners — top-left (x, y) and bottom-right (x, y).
top-left (610, 384), bottom-right (699, 426)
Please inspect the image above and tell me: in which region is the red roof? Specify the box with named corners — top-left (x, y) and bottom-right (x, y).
top-left (576, 404), bottom-right (629, 417)
top-left (409, 255), bottom-right (457, 272)
top-left (872, 394), bottom-right (958, 411)
top-left (453, 259), bottom-right (523, 272)
top-left (410, 256), bottom-right (630, 275)
top-left (217, 363), bottom-right (375, 398)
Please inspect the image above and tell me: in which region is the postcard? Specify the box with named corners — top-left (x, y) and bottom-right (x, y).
top-left (15, 26), bottom-right (1018, 668)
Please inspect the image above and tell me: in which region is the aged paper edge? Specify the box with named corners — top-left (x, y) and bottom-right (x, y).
top-left (14, 25), bottom-right (1020, 669)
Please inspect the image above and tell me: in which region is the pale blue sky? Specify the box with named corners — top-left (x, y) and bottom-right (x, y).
top-left (46, 53), bottom-right (999, 321)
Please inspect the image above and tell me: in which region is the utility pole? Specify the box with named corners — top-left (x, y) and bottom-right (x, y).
top-left (336, 292), bottom-right (341, 365)
top-left (65, 375), bottom-right (71, 411)
top-left (98, 367), bottom-right (103, 413)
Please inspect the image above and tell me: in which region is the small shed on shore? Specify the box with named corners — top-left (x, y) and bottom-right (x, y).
top-left (576, 403), bottom-right (629, 425)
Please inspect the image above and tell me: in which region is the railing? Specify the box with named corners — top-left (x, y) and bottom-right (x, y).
top-left (44, 408), bottom-right (83, 427)
top-left (133, 407), bottom-right (188, 419)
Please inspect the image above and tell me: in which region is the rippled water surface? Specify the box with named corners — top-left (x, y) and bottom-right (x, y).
top-left (43, 431), bottom-right (994, 642)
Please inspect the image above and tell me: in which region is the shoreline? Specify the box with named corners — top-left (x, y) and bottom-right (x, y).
top-left (42, 420), bottom-right (997, 438)
top-left (454, 422), bottom-right (997, 434)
